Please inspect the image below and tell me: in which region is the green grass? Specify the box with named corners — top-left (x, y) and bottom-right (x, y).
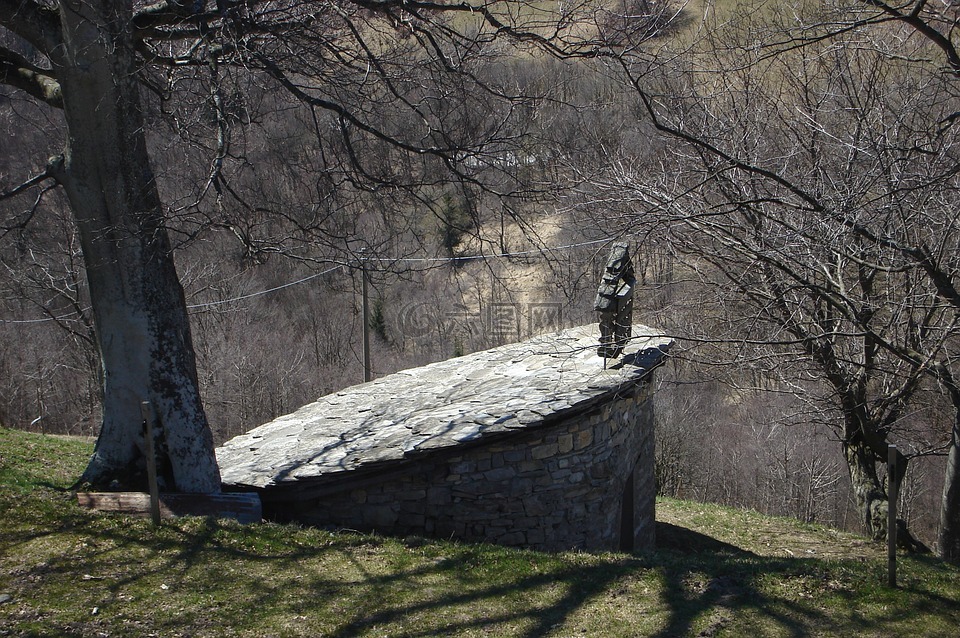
top-left (2, 427), bottom-right (959, 637)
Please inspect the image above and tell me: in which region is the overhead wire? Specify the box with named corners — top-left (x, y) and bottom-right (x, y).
top-left (0, 235), bottom-right (624, 323)
top-left (185, 264), bottom-right (344, 310)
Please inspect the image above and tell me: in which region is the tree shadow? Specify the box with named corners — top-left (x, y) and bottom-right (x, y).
top-left (656, 522), bottom-right (752, 554)
top-left (321, 549), bottom-right (637, 638)
top-left (648, 521), bottom-right (960, 638)
top-left (653, 521), bottom-right (807, 637)
top-left (5, 509), bottom-right (960, 637)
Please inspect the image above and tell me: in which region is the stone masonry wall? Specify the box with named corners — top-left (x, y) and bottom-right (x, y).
top-left (272, 377), bottom-right (656, 552)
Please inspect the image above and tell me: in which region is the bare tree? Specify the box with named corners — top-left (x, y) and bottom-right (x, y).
top-left (0, 0), bottom-right (614, 491)
top-left (569, 1), bottom-right (960, 551)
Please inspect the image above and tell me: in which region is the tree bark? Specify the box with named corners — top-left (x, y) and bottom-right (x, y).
top-left (51, 0), bottom-right (220, 492)
top-left (842, 436), bottom-right (888, 541)
top-left (940, 403), bottom-right (960, 564)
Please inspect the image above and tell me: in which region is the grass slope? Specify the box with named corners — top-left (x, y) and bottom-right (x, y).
top-left (1, 427), bottom-right (958, 637)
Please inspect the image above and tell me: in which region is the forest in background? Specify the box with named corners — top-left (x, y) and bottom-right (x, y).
top-left (1, 0), bottom-right (957, 554)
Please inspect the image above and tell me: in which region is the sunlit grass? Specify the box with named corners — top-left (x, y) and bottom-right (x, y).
top-left (2, 427), bottom-right (959, 636)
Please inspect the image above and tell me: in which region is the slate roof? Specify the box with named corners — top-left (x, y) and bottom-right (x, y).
top-left (216, 324), bottom-right (672, 491)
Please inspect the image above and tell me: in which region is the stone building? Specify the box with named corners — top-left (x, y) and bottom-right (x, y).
top-left (216, 324), bottom-right (671, 552)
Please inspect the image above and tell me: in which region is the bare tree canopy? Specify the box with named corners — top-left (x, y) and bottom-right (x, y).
top-left (0, 0), bottom-right (616, 492)
top-left (565, 0), bottom-right (960, 560)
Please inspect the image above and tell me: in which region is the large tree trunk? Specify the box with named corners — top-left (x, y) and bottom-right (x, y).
top-left (940, 403), bottom-right (960, 564)
top-left (842, 437), bottom-right (888, 541)
top-left (51, 0), bottom-right (220, 492)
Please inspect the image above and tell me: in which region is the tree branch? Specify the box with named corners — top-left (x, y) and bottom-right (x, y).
top-left (1, 165), bottom-right (58, 239)
top-left (0, 0), bottom-right (62, 54)
top-left (0, 163), bottom-right (58, 202)
top-left (860, 0), bottom-right (960, 75)
top-left (132, 1), bottom-right (217, 34)
top-left (251, 51), bottom-right (460, 157)
top-left (0, 45), bottom-right (62, 108)
top-left (348, 0), bottom-right (604, 57)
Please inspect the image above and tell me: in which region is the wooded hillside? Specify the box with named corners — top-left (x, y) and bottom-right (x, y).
top-left (2, 1), bottom-right (959, 559)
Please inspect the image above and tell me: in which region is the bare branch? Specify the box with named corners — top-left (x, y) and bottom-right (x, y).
top-left (0, 45), bottom-right (62, 107)
top-left (860, 0), bottom-right (960, 75)
top-left (348, 0), bottom-right (604, 57)
top-left (0, 0), bottom-right (62, 54)
top-left (0, 164), bottom-right (57, 202)
top-left (132, 0), bottom-right (214, 32)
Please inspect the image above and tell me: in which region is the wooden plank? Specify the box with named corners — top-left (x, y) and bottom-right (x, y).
top-left (77, 492), bottom-right (262, 524)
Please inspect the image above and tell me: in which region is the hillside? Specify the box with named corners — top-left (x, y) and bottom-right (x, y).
top-left (1, 428), bottom-right (958, 637)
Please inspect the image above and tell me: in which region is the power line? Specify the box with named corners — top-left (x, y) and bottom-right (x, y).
top-left (0, 235), bottom-right (623, 323)
top-left (0, 310), bottom-right (89, 325)
top-left (367, 236), bottom-right (613, 263)
top-left (186, 264), bottom-right (344, 310)
top-left (187, 237), bottom-right (616, 309)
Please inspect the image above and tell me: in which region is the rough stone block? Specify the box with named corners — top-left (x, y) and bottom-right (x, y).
top-left (594, 423), bottom-right (610, 441)
top-left (450, 461), bottom-right (473, 474)
top-left (524, 499), bottom-right (552, 516)
top-left (531, 443), bottom-right (558, 460)
top-left (484, 467), bottom-right (516, 482)
top-left (370, 506), bottom-right (398, 528)
top-left (427, 487), bottom-right (451, 506)
top-left (520, 461), bottom-right (540, 473)
top-left (527, 528), bottom-right (545, 545)
top-left (575, 430), bottom-right (593, 450)
top-left (503, 449), bottom-right (527, 463)
top-left (514, 478), bottom-right (534, 492)
top-left (486, 526), bottom-right (508, 538)
top-left (535, 474), bottom-right (556, 488)
top-left (589, 463), bottom-right (610, 480)
top-left (565, 487), bottom-right (594, 499)
top-left (399, 512), bottom-right (426, 528)
top-left (499, 531), bottom-right (526, 546)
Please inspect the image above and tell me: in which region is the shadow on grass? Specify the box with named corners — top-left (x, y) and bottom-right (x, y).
top-left (4, 508), bottom-right (960, 637)
top-left (652, 522), bottom-right (812, 638)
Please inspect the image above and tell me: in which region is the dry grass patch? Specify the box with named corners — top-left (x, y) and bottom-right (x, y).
top-left (2, 428), bottom-right (959, 637)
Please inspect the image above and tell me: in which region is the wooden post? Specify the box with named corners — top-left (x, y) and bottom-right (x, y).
top-left (619, 469), bottom-right (635, 552)
top-left (140, 401), bottom-right (161, 527)
top-left (887, 444), bottom-right (898, 588)
top-left (360, 257), bottom-right (372, 383)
